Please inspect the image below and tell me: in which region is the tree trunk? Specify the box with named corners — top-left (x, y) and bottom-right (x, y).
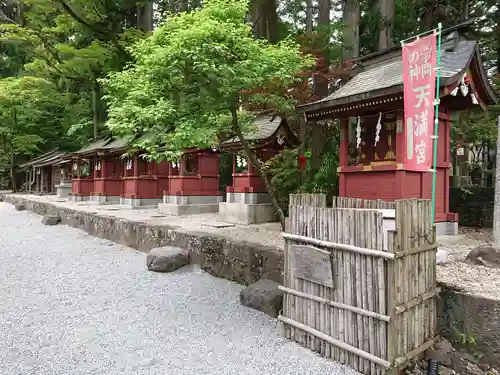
top-left (137, 0), bottom-right (154, 32)
top-left (305, 0), bottom-right (313, 33)
top-left (10, 152), bottom-right (16, 192)
top-left (179, 0), bottom-right (189, 12)
top-left (230, 107), bottom-right (286, 229)
top-left (265, 0), bottom-right (280, 43)
top-left (378, 0), bottom-right (394, 50)
top-left (91, 74), bottom-right (103, 140)
top-left (310, 0), bottom-right (330, 170)
top-left (493, 116), bottom-right (500, 247)
top-left (496, 4), bottom-right (500, 74)
top-left (251, 0), bottom-right (267, 39)
top-left (342, 0), bottom-right (360, 60)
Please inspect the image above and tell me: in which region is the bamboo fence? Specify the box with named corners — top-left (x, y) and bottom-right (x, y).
top-left (280, 195), bottom-right (437, 375)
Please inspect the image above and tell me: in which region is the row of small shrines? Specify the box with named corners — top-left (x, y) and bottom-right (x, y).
top-left (20, 115), bottom-right (294, 224)
top-left (19, 24), bottom-right (500, 234)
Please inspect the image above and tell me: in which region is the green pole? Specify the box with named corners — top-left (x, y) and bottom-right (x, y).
top-left (431, 23), bottom-right (443, 224)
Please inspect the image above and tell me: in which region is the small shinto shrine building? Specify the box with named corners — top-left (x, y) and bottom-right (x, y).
top-left (218, 113), bottom-right (298, 224)
top-left (67, 137), bottom-right (172, 207)
top-left (298, 22), bottom-right (498, 235)
top-left (19, 149), bottom-right (67, 194)
top-left (158, 148), bottom-right (222, 215)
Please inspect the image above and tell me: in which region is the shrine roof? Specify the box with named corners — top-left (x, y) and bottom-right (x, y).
top-left (19, 149), bottom-right (61, 168)
top-left (72, 136), bottom-right (130, 157)
top-left (34, 152), bottom-right (67, 167)
top-left (221, 115), bottom-right (284, 146)
top-left (299, 21), bottom-right (497, 115)
top-left (74, 138), bottom-right (112, 156)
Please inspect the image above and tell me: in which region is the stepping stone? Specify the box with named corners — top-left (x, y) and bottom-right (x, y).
top-left (146, 246), bottom-right (190, 273)
top-left (14, 204), bottom-right (25, 211)
top-left (240, 279), bottom-right (283, 318)
top-left (465, 245), bottom-right (500, 268)
top-left (42, 215), bottom-right (61, 226)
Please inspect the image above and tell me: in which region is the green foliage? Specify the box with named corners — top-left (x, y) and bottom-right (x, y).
top-left (261, 148), bottom-right (302, 214)
top-left (449, 186), bottom-right (495, 227)
top-left (0, 75), bottom-right (72, 188)
top-left (103, 0), bottom-right (314, 161)
top-left (300, 121), bottom-right (339, 196)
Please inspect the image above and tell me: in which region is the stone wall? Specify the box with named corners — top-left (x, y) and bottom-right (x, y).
top-left (3, 193), bottom-right (500, 367)
top-left (0, 194), bottom-right (282, 286)
top-left (438, 283), bottom-right (500, 367)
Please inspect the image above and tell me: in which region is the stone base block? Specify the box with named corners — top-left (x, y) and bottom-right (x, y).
top-left (120, 197), bottom-right (161, 209)
top-left (56, 182), bottom-right (72, 199)
top-left (218, 201), bottom-right (277, 224)
top-left (14, 203), bottom-right (25, 211)
top-left (158, 202), bottom-right (219, 216)
top-left (158, 195), bottom-right (222, 216)
top-left (435, 221), bottom-right (458, 236)
top-left (89, 195), bottom-right (120, 205)
top-left (226, 192), bottom-right (271, 204)
top-left (69, 195), bottom-right (89, 203)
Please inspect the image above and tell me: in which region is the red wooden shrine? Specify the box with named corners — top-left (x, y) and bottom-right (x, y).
top-left (70, 159), bottom-right (95, 201)
top-left (219, 114), bottom-right (298, 224)
top-left (167, 149), bottom-right (220, 197)
top-left (121, 156), bottom-right (170, 206)
top-left (221, 114), bottom-right (298, 196)
top-left (158, 148), bottom-right (222, 215)
top-left (298, 24), bottom-right (498, 234)
top-left (91, 138), bottom-right (127, 203)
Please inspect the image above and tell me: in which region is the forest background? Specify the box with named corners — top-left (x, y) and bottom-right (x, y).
top-left (0, 0), bottom-right (498, 211)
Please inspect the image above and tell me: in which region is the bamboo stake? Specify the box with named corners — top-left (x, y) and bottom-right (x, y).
top-left (333, 208), bottom-right (340, 362)
top-left (278, 316), bottom-right (392, 369)
top-left (376, 210), bottom-right (387, 367)
top-left (338, 209), bottom-right (346, 364)
top-left (386, 230), bottom-right (397, 373)
top-left (281, 233), bottom-right (396, 259)
top-left (346, 209), bottom-right (354, 369)
top-left (361, 212), bottom-right (370, 374)
top-left (366, 211), bottom-right (376, 375)
top-left (356, 211), bottom-right (366, 373)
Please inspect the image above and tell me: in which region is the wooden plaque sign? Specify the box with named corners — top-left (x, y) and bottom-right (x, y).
top-left (290, 244), bottom-right (335, 288)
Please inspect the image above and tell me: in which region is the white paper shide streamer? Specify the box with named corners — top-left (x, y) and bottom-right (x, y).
top-left (236, 155), bottom-right (248, 169)
top-left (374, 112), bottom-right (382, 146)
top-left (355, 116), bottom-right (362, 148)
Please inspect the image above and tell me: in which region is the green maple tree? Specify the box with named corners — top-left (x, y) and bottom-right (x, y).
top-left (102, 0), bottom-right (314, 225)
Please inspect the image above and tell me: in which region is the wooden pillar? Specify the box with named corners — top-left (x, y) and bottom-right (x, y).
top-left (101, 156), bottom-right (108, 178)
top-left (133, 157), bottom-right (139, 177)
top-left (339, 119), bottom-right (349, 167)
top-left (40, 168), bottom-right (44, 193)
top-left (76, 160), bottom-right (81, 178)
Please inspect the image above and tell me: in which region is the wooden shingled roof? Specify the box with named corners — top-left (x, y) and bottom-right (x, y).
top-left (69, 136), bottom-right (130, 157)
top-left (220, 113), bottom-right (298, 149)
top-left (299, 20), bottom-right (498, 117)
top-left (19, 149), bottom-right (66, 169)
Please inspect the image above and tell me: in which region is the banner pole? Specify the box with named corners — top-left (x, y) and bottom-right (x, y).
top-left (431, 23), bottom-right (443, 224)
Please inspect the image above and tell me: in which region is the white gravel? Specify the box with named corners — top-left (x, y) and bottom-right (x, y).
top-left (437, 228), bottom-right (500, 301)
top-left (0, 202), bottom-right (358, 375)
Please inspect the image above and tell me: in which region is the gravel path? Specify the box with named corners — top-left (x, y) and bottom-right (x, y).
top-left (0, 202), bottom-right (357, 375)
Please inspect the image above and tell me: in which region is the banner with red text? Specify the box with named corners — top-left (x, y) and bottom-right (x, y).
top-left (402, 33), bottom-right (437, 171)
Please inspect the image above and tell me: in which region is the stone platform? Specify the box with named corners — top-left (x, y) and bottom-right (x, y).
top-left (1, 193), bottom-right (283, 285)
